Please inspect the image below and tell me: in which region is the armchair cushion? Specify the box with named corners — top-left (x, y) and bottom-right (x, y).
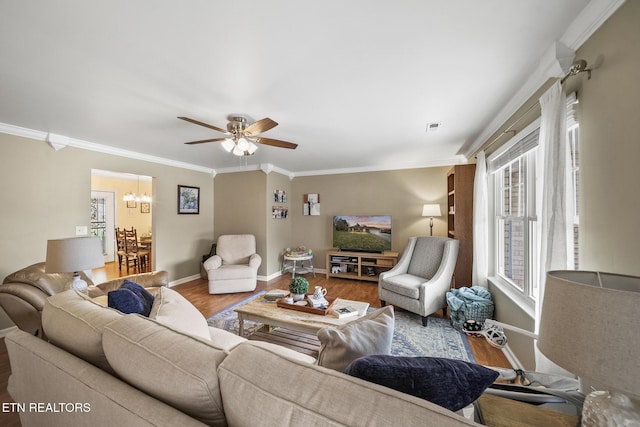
top-left (381, 274), bottom-right (424, 299)
top-left (344, 355), bottom-right (499, 412)
top-left (407, 237), bottom-right (447, 279)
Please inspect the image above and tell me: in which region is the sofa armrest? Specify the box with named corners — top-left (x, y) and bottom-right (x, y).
top-left (203, 255), bottom-right (222, 270)
top-left (94, 270), bottom-right (169, 295)
top-left (248, 253), bottom-right (262, 269)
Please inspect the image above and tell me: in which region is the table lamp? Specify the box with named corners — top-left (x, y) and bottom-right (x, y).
top-left (421, 204), bottom-right (442, 236)
top-left (538, 270), bottom-right (640, 426)
top-left (45, 237), bottom-right (104, 293)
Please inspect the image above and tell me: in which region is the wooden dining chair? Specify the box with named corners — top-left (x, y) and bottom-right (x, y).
top-left (115, 227), bottom-right (128, 270)
top-left (123, 227), bottom-right (149, 272)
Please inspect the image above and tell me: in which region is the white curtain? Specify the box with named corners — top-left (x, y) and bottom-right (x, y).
top-left (472, 151), bottom-right (488, 287)
top-left (534, 81), bottom-right (574, 374)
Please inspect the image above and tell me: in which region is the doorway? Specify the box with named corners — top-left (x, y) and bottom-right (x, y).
top-left (91, 169), bottom-right (154, 274)
top-left (91, 190), bottom-right (116, 263)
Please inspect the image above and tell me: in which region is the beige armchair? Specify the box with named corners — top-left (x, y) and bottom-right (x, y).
top-left (203, 234), bottom-right (262, 294)
top-left (378, 236), bottom-right (459, 326)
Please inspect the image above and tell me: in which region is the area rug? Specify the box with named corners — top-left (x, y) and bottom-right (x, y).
top-left (206, 291), bottom-right (474, 362)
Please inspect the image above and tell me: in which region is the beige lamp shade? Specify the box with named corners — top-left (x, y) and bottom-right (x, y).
top-left (45, 237), bottom-right (104, 273)
top-left (538, 271), bottom-right (640, 400)
top-left (421, 204), bottom-right (442, 217)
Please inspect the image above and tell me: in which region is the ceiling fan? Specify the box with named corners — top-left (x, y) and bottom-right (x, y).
top-left (178, 114), bottom-right (298, 156)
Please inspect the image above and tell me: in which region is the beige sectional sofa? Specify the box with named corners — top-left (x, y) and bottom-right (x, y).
top-left (5, 283), bottom-right (479, 426)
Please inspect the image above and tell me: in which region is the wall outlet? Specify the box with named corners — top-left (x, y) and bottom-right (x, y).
top-left (75, 226), bottom-right (88, 236)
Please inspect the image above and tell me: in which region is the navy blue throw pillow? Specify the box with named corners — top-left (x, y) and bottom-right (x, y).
top-left (120, 279), bottom-right (154, 317)
top-left (344, 355), bottom-right (499, 411)
top-left (108, 288), bottom-right (145, 315)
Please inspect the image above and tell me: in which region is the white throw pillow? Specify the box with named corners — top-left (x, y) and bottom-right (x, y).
top-left (316, 306), bottom-right (395, 371)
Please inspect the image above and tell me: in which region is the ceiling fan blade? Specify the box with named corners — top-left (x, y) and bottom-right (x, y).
top-left (184, 137), bottom-right (228, 145)
top-left (244, 118), bottom-right (278, 136)
top-left (177, 116), bottom-right (229, 134)
top-left (256, 137), bottom-right (298, 150)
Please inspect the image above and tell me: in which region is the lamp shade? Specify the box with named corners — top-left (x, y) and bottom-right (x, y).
top-left (421, 204), bottom-right (442, 217)
top-left (538, 271), bottom-right (640, 399)
top-left (45, 237), bottom-right (104, 273)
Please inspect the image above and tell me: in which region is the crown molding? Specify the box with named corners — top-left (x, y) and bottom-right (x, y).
top-left (461, 0), bottom-right (625, 159)
top-left (292, 156), bottom-right (468, 177)
top-left (0, 122), bottom-right (215, 175)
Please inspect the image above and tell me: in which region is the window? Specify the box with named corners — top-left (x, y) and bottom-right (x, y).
top-left (492, 134), bottom-right (538, 298)
top-left (488, 94), bottom-right (580, 302)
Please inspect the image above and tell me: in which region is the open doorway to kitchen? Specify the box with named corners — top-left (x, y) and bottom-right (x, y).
top-left (91, 169), bottom-right (153, 278)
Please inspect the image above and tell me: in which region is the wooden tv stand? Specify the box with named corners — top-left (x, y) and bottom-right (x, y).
top-left (326, 250), bottom-right (399, 282)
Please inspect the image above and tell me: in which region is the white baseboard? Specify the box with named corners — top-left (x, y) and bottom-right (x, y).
top-left (0, 325), bottom-right (18, 338)
top-left (168, 274), bottom-right (201, 287)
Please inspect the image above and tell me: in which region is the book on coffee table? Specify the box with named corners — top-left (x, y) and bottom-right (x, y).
top-left (331, 306), bottom-right (359, 319)
top-left (331, 298), bottom-right (370, 317)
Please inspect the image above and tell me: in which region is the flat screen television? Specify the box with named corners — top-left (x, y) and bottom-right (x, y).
top-left (332, 215), bottom-right (392, 253)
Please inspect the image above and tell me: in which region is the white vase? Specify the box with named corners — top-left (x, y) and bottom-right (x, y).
top-left (292, 293), bottom-right (306, 301)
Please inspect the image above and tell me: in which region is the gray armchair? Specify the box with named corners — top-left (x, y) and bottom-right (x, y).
top-left (203, 234), bottom-right (262, 294)
top-left (378, 237), bottom-right (459, 326)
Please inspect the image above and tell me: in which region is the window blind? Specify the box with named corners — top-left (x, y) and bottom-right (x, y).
top-left (488, 127), bottom-right (540, 173)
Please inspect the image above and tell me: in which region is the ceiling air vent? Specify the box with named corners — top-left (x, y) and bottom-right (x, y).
top-left (426, 122), bottom-right (442, 133)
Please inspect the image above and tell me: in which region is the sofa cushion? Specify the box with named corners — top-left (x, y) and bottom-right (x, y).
top-left (218, 342), bottom-right (473, 426)
top-left (42, 289), bottom-right (122, 372)
top-left (149, 286), bottom-right (210, 341)
top-left (102, 314), bottom-right (228, 427)
top-left (344, 355), bottom-right (499, 411)
top-left (316, 306), bottom-right (394, 371)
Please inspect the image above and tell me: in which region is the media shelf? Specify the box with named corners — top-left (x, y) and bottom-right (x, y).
top-left (325, 250), bottom-right (399, 282)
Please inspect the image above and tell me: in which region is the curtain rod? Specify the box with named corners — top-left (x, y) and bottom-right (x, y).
top-left (471, 59), bottom-right (591, 159)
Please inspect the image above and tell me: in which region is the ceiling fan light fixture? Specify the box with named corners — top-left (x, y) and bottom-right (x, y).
top-left (221, 139), bottom-right (235, 153)
top-left (232, 145), bottom-right (245, 156)
top-left (236, 137), bottom-right (249, 151)
top-left (247, 141), bottom-right (258, 154)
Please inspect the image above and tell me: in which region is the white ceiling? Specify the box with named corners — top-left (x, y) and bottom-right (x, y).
top-left (0, 1), bottom-right (616, 176)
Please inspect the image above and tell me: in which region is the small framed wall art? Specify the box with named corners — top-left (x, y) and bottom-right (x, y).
top-left (140, 202), bottom-right (151, 214)
top-left (178, 185), bottom-right (200, 214)
top-left (303, 193), bottom-right (320, 216)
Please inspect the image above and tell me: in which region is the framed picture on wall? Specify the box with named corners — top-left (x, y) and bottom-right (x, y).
top-left (178, 185), bottom-right (200, 214)
top-left (140, 202), bottom-right (150, 213)
top-left (126, 200), bottom-right (137, 208)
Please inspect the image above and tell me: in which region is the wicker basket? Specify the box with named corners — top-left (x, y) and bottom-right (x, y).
top-left (449, 299), bottom-right (494, 332)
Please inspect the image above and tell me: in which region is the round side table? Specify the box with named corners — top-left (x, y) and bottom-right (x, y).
top-left (282, 253), bottom-right (315, 278)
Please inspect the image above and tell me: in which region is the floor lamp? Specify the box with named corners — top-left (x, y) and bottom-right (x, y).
top-left (421, 204), bottom-right (442, 236)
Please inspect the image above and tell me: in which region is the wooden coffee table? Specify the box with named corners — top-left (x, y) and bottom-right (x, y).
top-left (234, 296), bottom-right (369, 337)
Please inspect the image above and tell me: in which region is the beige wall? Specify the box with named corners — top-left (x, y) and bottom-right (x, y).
top-left (290, 168), bottom-right (450, 269)
top-left (0, 133), bottom-right (214, 329)
top-left (489, 0), bottom-right (640, 369)
top-left (213, 171), bottom-right (268, 275)
top-left (576, 0), bottom-right (640, 275)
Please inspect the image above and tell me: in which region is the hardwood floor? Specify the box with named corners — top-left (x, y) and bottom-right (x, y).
top-left (0, 263), bottom-right (509, 427)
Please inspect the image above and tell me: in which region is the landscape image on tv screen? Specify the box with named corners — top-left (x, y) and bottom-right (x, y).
top-left (332, 215), bottom-right (392, 253)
